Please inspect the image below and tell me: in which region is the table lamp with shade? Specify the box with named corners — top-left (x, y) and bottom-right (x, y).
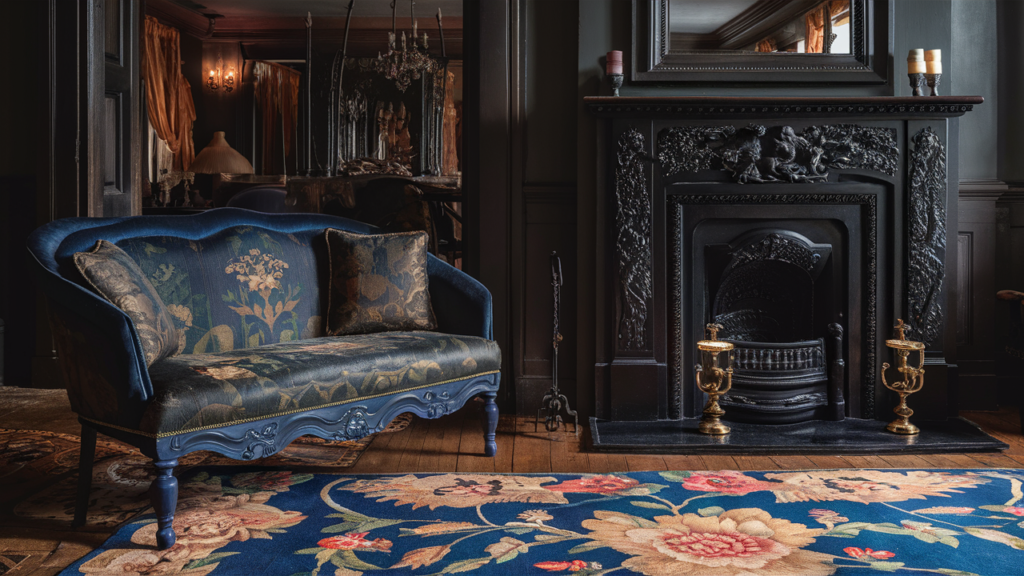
top-left (190, 131), bottom-right (258, 206)
top-left (191, 131), bottom-right (254, 174)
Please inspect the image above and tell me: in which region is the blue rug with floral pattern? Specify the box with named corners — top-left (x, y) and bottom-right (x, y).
top-left (60, 468), bottom-right (1024, 576)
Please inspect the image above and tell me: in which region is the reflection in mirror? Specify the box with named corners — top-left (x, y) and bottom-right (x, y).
top-left (669, 0), bottom-right (850, 54)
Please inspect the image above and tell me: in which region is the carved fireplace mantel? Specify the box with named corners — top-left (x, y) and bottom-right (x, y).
top-left (587, 96), bottom-right (993, 453)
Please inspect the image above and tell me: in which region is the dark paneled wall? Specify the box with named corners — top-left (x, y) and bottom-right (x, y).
top-left (950, 0), bottom-right (1001, 409)
top-left (952, 0), bottom-right (998, 180)
top-left (512, 0), bottom-right (580, 415)
top-left (0, 2), bottom-right (42, 387)
top-left (998, 0), bottom-right (1024, 183)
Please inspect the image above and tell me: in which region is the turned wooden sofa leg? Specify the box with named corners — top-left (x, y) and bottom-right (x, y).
top-left (150, 459), bottom-right (179, 550)
top-left (481, 392), bottom-right (498, 457)
top-left (72, 425), bottom-right (97, 528)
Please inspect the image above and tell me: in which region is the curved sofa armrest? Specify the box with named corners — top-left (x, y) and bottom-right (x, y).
top-left (27, 217), bottom-right (155, 407)
top-left (28, 250), bottom-right (155, 429)
top-left (427, 255), bottom-right (493, 340)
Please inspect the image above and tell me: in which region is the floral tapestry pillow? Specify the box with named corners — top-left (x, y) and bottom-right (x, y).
top-left (325, 229), bottom-right (437, 336)
top-left (74, 240), bottom-right (181, 366)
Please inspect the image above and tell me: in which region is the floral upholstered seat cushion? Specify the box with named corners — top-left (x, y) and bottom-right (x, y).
top-left (74, 240), bottom-right (181, 366)
top-left (325, 228), bottom-right (438, 336)
top-left (137, 332), bottom-right (501, 435)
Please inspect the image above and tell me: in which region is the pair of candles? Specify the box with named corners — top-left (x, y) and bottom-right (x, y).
top-left (908, 49), bottom-right (941, 74)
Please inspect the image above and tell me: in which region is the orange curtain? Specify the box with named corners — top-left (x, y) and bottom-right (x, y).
top-left (756, 38), bottom-right (778, 53)
top-left (141, 16), bottom-right (196, 170)
top-left (805, 0), bottom-right (849, 53)
top-left (253, 61), bottom-right (301, 174)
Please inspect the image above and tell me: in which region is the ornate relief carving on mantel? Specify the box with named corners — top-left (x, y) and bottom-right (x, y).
top-left (907, 127), bottom-right (947, 345)
top-left (614, 128), bottom-right (654, 351)
top-left (657, 124), bottom-right (898, 184)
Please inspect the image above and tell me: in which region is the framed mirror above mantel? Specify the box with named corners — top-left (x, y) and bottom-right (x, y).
top-left (633, 0), bottom-right (892, 85)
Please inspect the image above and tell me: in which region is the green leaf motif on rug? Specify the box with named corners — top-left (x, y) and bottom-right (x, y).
top-left (965, 527), bottom-right (1024, 549)
top-left (630, 500), bottom-right (670, 510)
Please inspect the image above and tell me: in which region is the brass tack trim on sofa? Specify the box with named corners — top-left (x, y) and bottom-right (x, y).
top-left (80, 370), bottom-right (500, 439)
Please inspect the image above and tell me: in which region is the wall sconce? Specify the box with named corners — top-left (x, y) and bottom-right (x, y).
top-left (224, 66), bottom-right (235, 92)
top-left (207, 66), bottom-right (236, 92)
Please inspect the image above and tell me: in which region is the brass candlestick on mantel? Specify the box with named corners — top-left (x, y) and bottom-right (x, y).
top-left (696, 323), bottom-right (734, 435)
top-left (881, 319), bottom-right (926, 435)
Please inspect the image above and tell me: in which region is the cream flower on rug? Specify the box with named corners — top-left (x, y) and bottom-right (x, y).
top-left (80, 491), bottom-right (305, 575)
top-left (581, 508), bottom-right (834, 576)
top-left (763, 470), bottom-right (988, 504)
top-left (336, 474), bottom-right (568, 510)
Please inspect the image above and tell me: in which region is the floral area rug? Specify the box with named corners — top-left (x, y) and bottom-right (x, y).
top-left (57, 468), bottom-right (1024, 576)
top-left (0, 415), bottom-right (411, 529)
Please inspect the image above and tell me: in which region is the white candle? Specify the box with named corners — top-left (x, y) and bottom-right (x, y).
top-left (908, 60), bottom-right (925, 74)
top-left (926, 60), bottom-right (942, 74)
top-left (925, 49), bottom-right (941, 62)
top-left (908, 49), bottom-right (924, 61)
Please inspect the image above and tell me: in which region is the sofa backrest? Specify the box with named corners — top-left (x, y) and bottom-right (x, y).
top-left (36, 209), bottom-right (377, 355)
top-left (120, 226), bottom-right (323, 353)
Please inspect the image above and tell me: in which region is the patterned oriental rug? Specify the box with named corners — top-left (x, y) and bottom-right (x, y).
top-left (0, 416), bottom-right (411, 529)
top-left (54, 468), bottom-right (1024, 576)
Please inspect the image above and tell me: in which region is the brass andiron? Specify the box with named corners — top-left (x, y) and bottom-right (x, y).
top-left (696, 323), bottom-right (734, 435)
top-left (881, 319), bottom-right (926, 435)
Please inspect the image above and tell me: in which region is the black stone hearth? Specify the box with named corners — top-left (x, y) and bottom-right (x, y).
top-left (590, 417), bottom-right (1007, 455)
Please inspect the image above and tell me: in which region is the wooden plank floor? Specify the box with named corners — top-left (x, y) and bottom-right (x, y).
top-left (3, 387), bottom-right (1023, 474)
top-left (342, 401), bottom-right (1024, 473)
top-left (1, 387), bottom-right (1024, 575)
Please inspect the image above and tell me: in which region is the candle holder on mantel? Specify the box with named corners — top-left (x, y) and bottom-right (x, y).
top-left (695, 323), bottom-right (734, 435)
top-left (908, 73), bottom-right (925, 96)
top-left (608, 74), bottom-right (624, 97)
top-left (926, 74), bottom-right (942, 96)
top-left (881, 319), bottom-right (926, 435)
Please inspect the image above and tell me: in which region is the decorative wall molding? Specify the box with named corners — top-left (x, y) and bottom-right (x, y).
top-left (907, 127), bottom-right (947, 345)
top-left (588, 99), bottom-right (978, 118)
top-left (614, 128), bottom-right (653, 351)
top-left (669, 192), bottom-right (878, 418)
top-left (657, 124), bottom-right (898, 183)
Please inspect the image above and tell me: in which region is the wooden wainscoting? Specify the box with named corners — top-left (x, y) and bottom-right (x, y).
top-left (958, 180), bottom-right (1007, 410)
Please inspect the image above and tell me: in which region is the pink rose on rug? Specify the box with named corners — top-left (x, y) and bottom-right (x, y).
top-left (318, 532), bottom-right (393, 551)
top-left (679, 471), bottom-right (775, 494)
top-left (1003, 506), bottom-right (1024, 516)
top-left (845, 547), bottom-right (895, 560)
top-left (543, 475), bottom-right (639, 494)
top-left (582, 508), bottom-right (833, 575)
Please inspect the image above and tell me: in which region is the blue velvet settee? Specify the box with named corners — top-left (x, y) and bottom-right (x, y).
top-left (26, 209), bottom-right (501, 549)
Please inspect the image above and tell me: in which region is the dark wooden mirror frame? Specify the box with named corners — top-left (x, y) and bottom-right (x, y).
top-left (633, 0), bottom-right (892, 85)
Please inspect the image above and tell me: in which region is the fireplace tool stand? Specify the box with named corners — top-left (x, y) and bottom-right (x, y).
top-left (536, 251), bottom-right (579, 435)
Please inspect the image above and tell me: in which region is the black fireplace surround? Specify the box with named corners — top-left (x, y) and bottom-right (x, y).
top-left (586, 96), bottom-right (1006, 453)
